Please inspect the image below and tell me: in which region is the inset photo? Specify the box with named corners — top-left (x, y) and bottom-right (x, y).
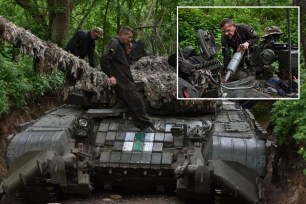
top-left (177, 6), bottom-right (299, 99)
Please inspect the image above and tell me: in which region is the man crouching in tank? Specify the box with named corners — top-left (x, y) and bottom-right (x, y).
top-left (220, 18), bottom-right (259, 82)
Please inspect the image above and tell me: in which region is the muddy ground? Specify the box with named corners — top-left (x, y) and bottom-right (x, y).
top-left (0, 100), bottom-right (305, 204)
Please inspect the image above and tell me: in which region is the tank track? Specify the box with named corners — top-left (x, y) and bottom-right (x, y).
top-left (15, 177), bottom-right (59, 204)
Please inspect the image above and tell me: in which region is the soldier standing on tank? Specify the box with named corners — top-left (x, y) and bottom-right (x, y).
top-left (100, 26), bottom-right (155, 132)
top-left (220, 18), bottom-right (259, 81)
top-left (65, 27), bottom-right (103, 68)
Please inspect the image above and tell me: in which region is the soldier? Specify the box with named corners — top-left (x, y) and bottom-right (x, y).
top-left (220, 18), bottom-right (259, 80)
top-left (65, 27), bottom-right (103, 68)
top-left (100, 26), bottom-right (155, 132)
top-left (261, 26), bottom-right (283, 46)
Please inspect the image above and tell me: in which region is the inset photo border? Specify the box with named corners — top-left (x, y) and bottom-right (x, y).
top-left (177, 6), bottom-right (300, 100)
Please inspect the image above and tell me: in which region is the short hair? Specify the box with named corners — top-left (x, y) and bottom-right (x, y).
top-left (119, 26), bottom-right (133, 35)
top-left (220, 18), bottom-right (234, 28)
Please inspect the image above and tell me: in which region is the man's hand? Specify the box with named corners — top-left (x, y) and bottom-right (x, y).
top-left (239, 42), bottom-right (250, 50)
top-left (109, 76), bottom-right (117, 86)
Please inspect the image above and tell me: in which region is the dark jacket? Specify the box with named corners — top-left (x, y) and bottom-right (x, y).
top-left (65, 30), bottom-right (96, 67)
top-left (100, 37), bottom-right (134, 89)
top-left (221, 24), bottom-right (259, 68)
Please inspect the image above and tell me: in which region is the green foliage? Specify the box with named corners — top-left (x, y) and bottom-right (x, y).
top-left (272, 66), bottom-right (306, 173)
top-left (178, 7), bottom-right (299, 57)
top-left (179, 0), bottom-right (292, 6)
top-left (0, 0), bottom-right (48, 39)
top-left (0, 44), bottom-right (64, 117)
top-left (272, 99), bottom-right (297, 145)
top-left (0, 80), bottom-right (9, 116)
top-left (63, 0), bottom-right (178, 56)
top-left (0, 54), bottom-right (32, 109)
top-left (19, 57), bottom-right (64, 98)
top-left (178, 0), bottom-right (214, 6)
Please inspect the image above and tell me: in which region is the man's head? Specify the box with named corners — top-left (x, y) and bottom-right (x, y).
top-left (263, 26), bottom-right (283, 38)
top-left (220, 18), bottom-right (236, 39)
top-left (91, 27), bottom-right (103, 40)
top-left (118, 26), bottom-right (133, 45)
top-left (263, 26), bottom-right (283, 43)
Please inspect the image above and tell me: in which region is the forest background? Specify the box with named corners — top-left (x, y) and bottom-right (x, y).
top-left (0, 0), bottom-right (305, 175)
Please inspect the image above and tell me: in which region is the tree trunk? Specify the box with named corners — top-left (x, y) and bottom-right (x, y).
top-left (294, 0), bottom-right (306, 63)
top-left (103, 0), bottom-right (111, 49)
top-left (126, 0), bottom-right (133, 25)
top-left (48, 0), bottom-right (72, 46)
top-left (136, 0), bottom-right (155, 40)
top-left (116, 0), bottom-right (120, 33)
top-left (257, 0), bottom-right (261, 6)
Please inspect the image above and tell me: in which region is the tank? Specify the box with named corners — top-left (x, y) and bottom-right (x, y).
top-left (0, 16), bottom-right (269, 203)
top-left (0, 93), bottom-right (269, 203)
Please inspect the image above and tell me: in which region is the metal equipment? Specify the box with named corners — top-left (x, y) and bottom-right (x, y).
top-left (224, 50), bottom-right (245, 82)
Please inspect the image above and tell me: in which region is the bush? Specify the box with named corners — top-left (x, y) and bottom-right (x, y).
top-left (0, 80), bottom-right (9, 116)
top-left (0, 46), bottom-right (64, 116)
top-left (272, 69), bottom-right (306, 175)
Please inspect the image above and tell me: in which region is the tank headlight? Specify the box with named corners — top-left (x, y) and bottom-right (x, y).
top-left (78, 118), bottom-right (88, 127)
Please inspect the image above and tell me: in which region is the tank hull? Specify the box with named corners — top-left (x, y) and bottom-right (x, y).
top-left (1, 101), bottom-right (268, 203)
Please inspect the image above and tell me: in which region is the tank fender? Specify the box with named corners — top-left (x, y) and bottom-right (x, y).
top-left (0, 151), bottom-right (58, 197)
top-left (212, 160), bottom-right (261, 203)
top-left (188, 143), bottom-right (211, 194)
top-left (176, 143), bottom-right (211, 194)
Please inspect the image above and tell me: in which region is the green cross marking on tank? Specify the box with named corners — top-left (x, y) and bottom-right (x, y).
top-left (132, 132), bottom-right (145, 151)
top-left (133, 141), bottom-right (143, 151)
top-left (135, 132), bottom-right (145, 142)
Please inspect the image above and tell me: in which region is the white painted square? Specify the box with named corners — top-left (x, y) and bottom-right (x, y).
top-left (123, 142), bottom-right (133, 151)
top-left (145, 133), bottom-right (154, 142)
top-left (125, 132), bottom-right (135, 141)
top-left (143, 142), bottom-right (153, 152)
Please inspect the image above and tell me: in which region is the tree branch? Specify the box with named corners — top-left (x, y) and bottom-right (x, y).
top-left (74, 0), bottom-right (99, 34)
top-left (14, 0), bottom-right (48, 31)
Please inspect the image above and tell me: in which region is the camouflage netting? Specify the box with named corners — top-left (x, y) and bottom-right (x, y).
top-left (0, 16), bottom-right (216, 111)
top-left (131, 56), bottom-right (177, 107)
top-left (131, 56), bottom-right (217, 111)
top-left (0, 16), bottom-right (113, 101)
top-left (189, 69), bottom-right (212, 97)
